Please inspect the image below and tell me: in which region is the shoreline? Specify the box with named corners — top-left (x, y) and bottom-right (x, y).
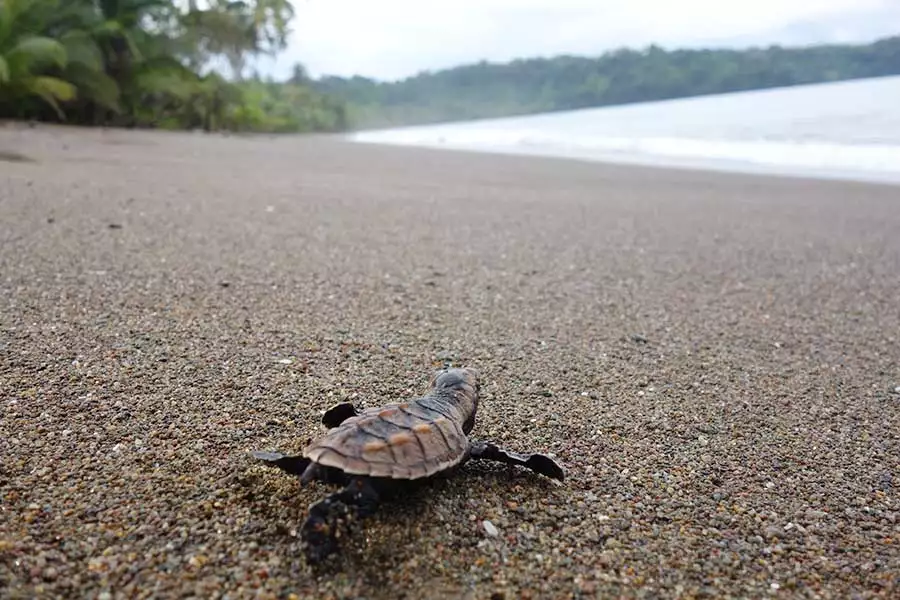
top-left (348, 136), bottom-right (900, 189)
top-left (4, 118), bottom-right (897, 187)
top-left (346, 74), bottom-right (900, 189)
top-left (2, 127), bottom-right (898, 599)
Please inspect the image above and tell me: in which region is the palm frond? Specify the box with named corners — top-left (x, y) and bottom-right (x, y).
top-left (59, 29), bottom-right (104, 71)
top-left (64, 60), bottom-right (120, 110)
top-left (6, 36), bottom-right (68, 75)
top-left (24, 74), bottom-right (76, 117)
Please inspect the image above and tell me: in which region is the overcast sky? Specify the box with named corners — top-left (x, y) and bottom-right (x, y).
top-left (265, 0), bottom-right (900, 81)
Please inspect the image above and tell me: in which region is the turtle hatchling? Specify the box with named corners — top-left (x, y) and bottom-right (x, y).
top-left (251, 367), bottom-right (565, 563)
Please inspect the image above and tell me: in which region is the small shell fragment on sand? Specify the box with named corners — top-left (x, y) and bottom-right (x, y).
top-left (482, 520), bottom-right (499, 537)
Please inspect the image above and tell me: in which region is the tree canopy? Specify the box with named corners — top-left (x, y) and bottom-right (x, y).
top-left (315, 36), bottom-right (900, 129)
top-left (0, 0), bottom-right (346, 132)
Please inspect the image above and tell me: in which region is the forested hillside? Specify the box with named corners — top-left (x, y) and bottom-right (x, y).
top-left (315, 36), bottom-right (900, 129)
top-left (0, 0), bottom-right (346, 132)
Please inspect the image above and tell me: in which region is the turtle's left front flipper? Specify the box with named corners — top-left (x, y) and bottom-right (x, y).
top-left (322, 402), bottom-right (359, 428)
top-left (469, 441), bottom-right (565, 481)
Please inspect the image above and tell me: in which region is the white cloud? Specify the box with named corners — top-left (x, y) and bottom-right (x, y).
top-left (264, 0), bottom-right (897, 81)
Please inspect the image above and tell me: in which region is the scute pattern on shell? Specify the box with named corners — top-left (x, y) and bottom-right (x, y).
top-left (303, 400), bottom-right (469, 480)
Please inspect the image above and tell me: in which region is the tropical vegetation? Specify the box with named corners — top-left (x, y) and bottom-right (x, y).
top-left (3, 3), bottom-right (898, 135)
top-left (0, 0), bottom-right (347, 132)
top-left (316, 36), bottom-right (900, 129)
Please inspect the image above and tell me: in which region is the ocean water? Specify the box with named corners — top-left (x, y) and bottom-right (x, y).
top-left (351, 75), bottom-right (900, 185)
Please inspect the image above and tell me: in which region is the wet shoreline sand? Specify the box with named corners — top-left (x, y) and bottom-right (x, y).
top-left (2, 124), bottom-right (898, 598)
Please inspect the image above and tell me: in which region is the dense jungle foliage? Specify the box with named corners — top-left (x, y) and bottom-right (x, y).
top-left (316, 36), bottom-right (900, 129)
top-left (0, 0), bottom-right (346, 132)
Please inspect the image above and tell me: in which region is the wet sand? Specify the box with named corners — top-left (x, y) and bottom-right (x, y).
top-left (1, 124), bottom-right (898, 599)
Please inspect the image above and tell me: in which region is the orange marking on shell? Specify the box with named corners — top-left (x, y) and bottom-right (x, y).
top-left (388, 432), bottom-right (414, 446)
top-left (378, 408), bottom-right (398, 418)
top-left (363, 441), bottom-right (387, 452)
top-left (413, 423), bottom-right (432, 433)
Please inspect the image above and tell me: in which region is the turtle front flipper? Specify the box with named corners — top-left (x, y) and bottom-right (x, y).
top-left (468, 441), bottom-right (565, 481)
top-left (322, 402), bottom-right (359, 428)
top-left (301, 477), bottom-right (382, 564)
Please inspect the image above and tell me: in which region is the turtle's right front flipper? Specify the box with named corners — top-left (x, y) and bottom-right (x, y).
top-left (469, 441), bottom-right (565, 481)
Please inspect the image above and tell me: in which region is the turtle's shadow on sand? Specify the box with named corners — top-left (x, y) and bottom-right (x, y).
top-left (238, 458), bottom-right (564, 575)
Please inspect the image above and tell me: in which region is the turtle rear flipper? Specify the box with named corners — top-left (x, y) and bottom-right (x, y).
top-left (251, 451), bottom-right (349, 485)
top-left (251, 450), bottom-right (312, 475)
top-left (469, 441), bottom-right (565, 481)
top-left (302, 477), bottom-right (382, 564)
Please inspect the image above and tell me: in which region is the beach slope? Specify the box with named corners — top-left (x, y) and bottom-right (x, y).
top-left (1, 125), bottom-right (898, 598)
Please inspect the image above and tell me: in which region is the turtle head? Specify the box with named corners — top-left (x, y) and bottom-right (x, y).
top-left (432, 366), bottom-right (479, 393)
top-left (431, 367), bottom-right (480, 434)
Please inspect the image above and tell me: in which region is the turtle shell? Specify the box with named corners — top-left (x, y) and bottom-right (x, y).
top-left (303, 397), bottom-right (470, 480)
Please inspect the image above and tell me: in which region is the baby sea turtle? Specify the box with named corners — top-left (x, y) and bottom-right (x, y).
top-left (251, 367), bottom-right (564, 563)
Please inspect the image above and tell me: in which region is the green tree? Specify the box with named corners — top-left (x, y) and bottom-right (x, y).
top-left (0, 0), bottom-right (117, 118)
top-left (288, 61), bottom-right (308, 84)
top-left (181, 0), bottom-right (293, 80)
top-left (0, 0), bottom-right (350, 133)
top-left (316, 36), bottom-right (900, 129)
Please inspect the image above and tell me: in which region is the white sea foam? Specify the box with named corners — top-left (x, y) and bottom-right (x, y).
top-left (351, 75), bottom-right (900, 184)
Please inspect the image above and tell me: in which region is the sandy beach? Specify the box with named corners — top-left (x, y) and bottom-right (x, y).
top-left (1, 124), bottom-right (898, 599)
